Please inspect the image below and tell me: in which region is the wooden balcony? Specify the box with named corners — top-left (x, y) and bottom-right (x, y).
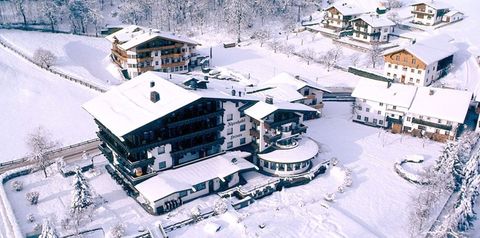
top-left (161, 53), bottom-right (183, 59)
top-left (136, 43), bottom-right (184, 53)
top-left (111, 48), bottom-right (127, 61)
top-left (250, 129), bottom-right (260, 138)
top-left (162, 61), bottom-right (187, 68)
top-left (138, 66), bottom-right (154, 73)
top-left (306, 95), bottom-right (316, 100)
top-left (170, 137), bottom-right (225, 158)
top-left (137, 57), bottom-right (153, 63)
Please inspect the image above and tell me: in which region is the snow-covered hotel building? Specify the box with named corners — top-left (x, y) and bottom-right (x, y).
top-left (83, 72), bottom-right (321, 213)
top-left (352, 78), bottom-right (472, 141)
top-left (383, 34), bottom-right (457, 86)
top-left (411, 1), bottom-right (451, 26)
top-left (350, 14), bottom-right (395, 43)
top-left (106, 25), bottom-right (200, 79)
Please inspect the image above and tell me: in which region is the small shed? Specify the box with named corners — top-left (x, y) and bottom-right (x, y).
top-left (443, 11), bottom-right (464, 23)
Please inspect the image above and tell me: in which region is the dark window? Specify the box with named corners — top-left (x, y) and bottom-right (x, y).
top-left (240, 124), bottom-right (246, 131)
top-left (240, 138), bottom-right (246, 145)
top-left (159, 161), bottom-right (166, 169)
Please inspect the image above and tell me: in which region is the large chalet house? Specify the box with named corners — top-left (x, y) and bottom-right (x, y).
top-left (106, 25), bottom-right (200, 79)
top-left (350, 14), bottom-right (395, 43)
top-left (322, 1), bottom-right (365, 32)
top-left (352, 78), bottom-right (471, 142)
top-left (247, 73), bottom-right (330, 116)
top-left (83, 72), bottom-right (321, 214)
top-left (383, 34), bottom-right (457, 86)
top-left (411, 1), bottom-right (452, 26)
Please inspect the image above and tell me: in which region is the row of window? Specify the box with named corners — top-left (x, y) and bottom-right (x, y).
top-left (406, 116), bottom-right (452, 125)
top-left (356, 115), bottom-right (384, 125)
top-left (263, 160), bottom-right (311, 171)
top-left (226, 124), bottom-right (246, 135)
top-left (226, 138), bottom-right (246, 149)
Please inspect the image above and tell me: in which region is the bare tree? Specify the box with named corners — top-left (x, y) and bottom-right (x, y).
top-left (268, 37), bottom-right (282, 53)
top-left (33, 48), bottom-right (57, 68)
top-left (350, 53), bottom-right (361, 67)
top-left (387, 12), bottom-right (400, 24)
top-left (26, 126), bottom-right (60, 178)
top-left (252, 29), bottom-right (270, 47)
top-left (368, 42), bottom-right (383, 68)
top-left (387, 0), bottom-right (404, 8)
top-left (224, 0), bottom-right (253, 43)
top-left (300, 48), bottom-right (316, 65)
top-left (282, 43), bottom-right (296, 57)
top-left (12, 0), bottom-right (28, 27)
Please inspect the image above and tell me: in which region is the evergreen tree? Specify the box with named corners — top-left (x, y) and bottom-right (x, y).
top-left (71, 168), bottom-right (94, 214)
top-left (39, 219), bottom-right (59, 238)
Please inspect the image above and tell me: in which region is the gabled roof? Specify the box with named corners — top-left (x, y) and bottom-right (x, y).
top-left (247, 85), bottom-right (305, 103)
top-left (82, 72), bottom-right (255, 138)
top-left (105, 25), bottom-right (200, 51)
top-left (135, 151), bottom-right (256, 203)
top-left (261, 72), bottom-right (331, 92)
top-left (351, 14), bottom-right (395, 28)
top-left (245, 101), bottom-right (317, 121)
top-left (352, 78), bottom-right (417, 108)
top-left (325, 1), bottom-right (366, 16)
top-left (411, 1), bottom-right (451, 10)
top-left (409, 87), bottom-right (471, 123)
top-left (444, 10), bottom-right (463, 17)
top-left (383, 34), bottom-right (457, 65)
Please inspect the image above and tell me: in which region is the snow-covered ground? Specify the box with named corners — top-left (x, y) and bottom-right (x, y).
top-left (1, 102), bottom-right (444, 238)
top-left (0, 29), bottom-right (123, 88)
top-left (0, 45), bottom-right (98, 162)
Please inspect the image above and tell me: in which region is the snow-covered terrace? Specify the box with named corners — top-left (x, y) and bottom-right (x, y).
top-left (258, 137), bottom-right (319, 164)
top-left (135, 151), bottom-right (257, 204)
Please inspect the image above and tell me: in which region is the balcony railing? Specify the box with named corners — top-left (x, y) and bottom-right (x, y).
top-left (268, 117), bottom-right (300, 129)
top-left (412, 118), bottom-right (452, 131)
top-left (161, 53), bottom-right (184, 59)
top-left (130, 123), bottom-right (225, 153)
top-left (162, 61), bottom-right (188, 68)
top-left (136, 43), bottom-right (184, 53)
top-left (264, 133), bottom-right (282, 144)
top-left (292, 125), bottom-right (308, 135)
top-left (170, 137), bottom-right (225, 157)
top-left (167, 109), bottom-right (224, 128)
top-left (138, 66), bottom-right (154, 73)
top-left (313, 102), bottom-right (324, 109)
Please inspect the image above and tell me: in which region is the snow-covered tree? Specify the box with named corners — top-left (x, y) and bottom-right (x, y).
top-left (33, 48), bottom-right (57, 68)
top-left (39, 219), bottom-right (59, 238)
top-left (40, 0), bottom-right (62, 32)
top-left (214, 198), bottom-right (228, 215)
top-left (455, 153), bottom-right (480, 232)
top-left (300, 48), bottom-right (316, 65)
top-left (108, 223), bottom-right (126, 238)
top-left (350, 53), bottom-right (361, 67)
top-left (368, 42), bottom-right (382, 68)
top-left (253, 29), bottom-right (270, 47)
top-left (321, 46), bottom-right (343, 71)
top-left (26, 191), bottom-right (40, 205)
top-left (26, 126), bottom-right (60, 178)
top-left (12, 0), bottom-right (28, 27)
top-left (70, 168), bottom-right (94, 234)
top-left (224, 0), bottom-right (254, 43)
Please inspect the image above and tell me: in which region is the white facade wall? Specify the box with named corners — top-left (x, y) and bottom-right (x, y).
top-left (260, 159), bottom-right (311, 176)
top-left (403, 113), bottom-right (458, 137)
top-left (353, 98), bottom-right (387, 127)
top-left (352, 25), bottom-right (393, 43)
top-left (384, 62), bottom-right (439, 86)
top-left (220, 101), bottom-right (253, 151)
top-left (151, 144), bottom-right (173, 170)
top-left (412, 5), bottom-right (443, 26)
top-left (443, 13), bottom-right (463, 22)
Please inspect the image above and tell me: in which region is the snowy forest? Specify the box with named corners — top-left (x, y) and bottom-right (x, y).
top-left (0, 0), bottom-right (323, 39)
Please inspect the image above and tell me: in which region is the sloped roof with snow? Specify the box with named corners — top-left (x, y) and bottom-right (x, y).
top-left (105, 25), bottom-right (199, 51)
top-left (408, 87), bottom-right (471, 123)
top-left (352, 14), bottom-right (395, 28)
top-left (258, 137), bottom-right (319, 163)
top-left (248, 85), bottom-right (305, 103)
top-left (261, 72), bottom-right (330, 92)
top-left (82, 72), bottom-right (255, 138)
top-left (383, 34), bottom-right (458, 65)
top-left (325, 1), bottom-right (367, 16)
top-left (444, 10), bottom-right (463, 17)
top-left (135, 151), bottom-right (256, 203)
top-left (245, 101), bottom-right (317, 121)
top-left (352, 79), bottom-right (417, 108)
top-left (411, 1), bottom-right (451, 10)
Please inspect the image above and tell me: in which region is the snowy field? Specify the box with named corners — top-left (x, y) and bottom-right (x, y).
top-left (2, 102), bottom-right (444, 237)
top-left (0, 45), bottom-right (98, 162)
top-left (0, 29), bottom-right (123, 87)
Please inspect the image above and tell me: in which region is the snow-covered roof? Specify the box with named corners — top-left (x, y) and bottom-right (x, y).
top-left (247, 85), bottom-right (305, 103)
top-left (135, 151), bottom-right (256, 203)
top-left (260, 72), bottom-right (330, 92)
top-left (82, 72), bottom-right (255, 137)
top-left (258, 137), bottom-right (319, 163)
top-left (105, 25), bottom-right (199, 51)
top-left (352, 14), bottom-right (395, 28)
top-left (352, 79), bottom-right (417, 108)
top-left (325, 1), bottom-right (367, 16)
top-left (411, 1), bottom-right (451, 10)
top-left (383, 34), bottom-right (457, 65)
top-left (444, 10), bottom-right (463, 17)
top-left (409, 87), bottom-right (471, 123)
top-left (244, 101), bottom-right (317, 121)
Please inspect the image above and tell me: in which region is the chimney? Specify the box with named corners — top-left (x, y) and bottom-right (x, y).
top-left (150, 81), bottom-right (155, 88)
top-left (295, 75), bottom-right (300, 80)
top-left (150, 91), bottom-right (160, 103)
top-left (231, 89), bottom-right (236, 96)
top-left (204, 75), bottom-right (209, 81)
top-left (265, 95), bottom-right (273, 104)
top-left (387, 81), bottom-right (392, 88)
top-left (429, 89), bottom-right (435, 95)
top-left (411, 38), bottom-right (416, 44)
